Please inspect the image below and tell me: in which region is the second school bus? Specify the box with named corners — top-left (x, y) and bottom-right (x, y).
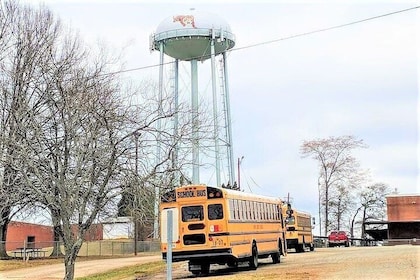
top-left (160, 184), bottom-right (287, 275)
top-left (282, 204), bottom-right (315, 252)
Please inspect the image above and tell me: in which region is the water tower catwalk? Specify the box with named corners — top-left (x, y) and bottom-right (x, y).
top-left (150, 10), bottom-right (236, 186)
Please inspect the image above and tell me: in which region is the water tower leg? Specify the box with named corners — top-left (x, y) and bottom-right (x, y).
top-left (210, 32), bottom-right (221, 187)
top-left (173, 59), bottom-right (180, 186)
top-left (222, 52), bottom-right (235, 186)
top-left (153, 42), bottom-right (165, 239)
top-left (191, 59), bottom-right (199, 184)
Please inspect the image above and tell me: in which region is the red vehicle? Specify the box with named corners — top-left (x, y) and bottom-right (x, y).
top-left (328, 231), bottom-right (349, 247)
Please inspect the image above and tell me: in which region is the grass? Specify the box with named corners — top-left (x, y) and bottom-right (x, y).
top-left (0, 255), bottom-right (155, 272)
top-left (76, 261), bottom-right (166, 280)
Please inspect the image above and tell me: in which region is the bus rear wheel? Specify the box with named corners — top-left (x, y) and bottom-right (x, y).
top-left (310, 243), bottom-right (315, 251)
top-left (271, 251), bottom-right (280, 263)
top-left (227, 260), bottom-right (238, 269)
top-left (249, 244), bottom-right (258, 270)
top-left (200, 263), bottom-right (210, 274)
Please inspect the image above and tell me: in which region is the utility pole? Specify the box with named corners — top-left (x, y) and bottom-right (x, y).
top-left (318, 175), bottom-right (322, 237)
top-left (237, 156), bottom-right (244, 190)
top-left (133, 132), bottom-right (139, 255)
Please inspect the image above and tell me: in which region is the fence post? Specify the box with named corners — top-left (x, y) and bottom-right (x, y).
top-left (23, 240), bottom-right (28, 262)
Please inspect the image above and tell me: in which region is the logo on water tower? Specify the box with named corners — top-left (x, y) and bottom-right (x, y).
top-left (173, 15), bottom-right (196, 28)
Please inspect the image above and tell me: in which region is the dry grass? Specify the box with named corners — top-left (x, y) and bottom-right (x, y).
top-left (0, 255), bottom-right (148, 272)
top-left (0, 257), bottom-right (64, 271)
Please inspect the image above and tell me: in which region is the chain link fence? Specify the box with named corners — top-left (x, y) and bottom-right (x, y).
top-left (2, 240), bottom-right (161, 258)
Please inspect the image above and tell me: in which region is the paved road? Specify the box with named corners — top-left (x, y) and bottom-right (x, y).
top-left (0, 255), bottom-right (161, 280)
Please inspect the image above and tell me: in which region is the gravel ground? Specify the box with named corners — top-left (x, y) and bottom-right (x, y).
top-left (0, 245), bottom-right (418, 280)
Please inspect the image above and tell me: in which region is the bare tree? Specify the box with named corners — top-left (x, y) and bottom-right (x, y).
top-left (0, 1), bottom-right (177, 278)
top-left (350, 182), bottom-right (391, 242)
top-left (20, 55), bottom-right (178, 279)
top-left (0, 0), bottom-right (58, 258)
top-left (1, 4), bottom-right (213, 279)
top-left (301, 135), bottom-right (366, 235)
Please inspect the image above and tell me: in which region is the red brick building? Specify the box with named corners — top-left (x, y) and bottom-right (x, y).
top-left (386, 194), bottom-right (420, 245)
top-left (6, 222), bottom-right (104, 251)
top-left (6, 221), bottom-right (54, 251)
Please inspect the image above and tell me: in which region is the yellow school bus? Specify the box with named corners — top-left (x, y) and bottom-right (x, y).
top-left (282, 204), bottom-right (315, 252)
top-left (160, 184), bottom-right (287, 275)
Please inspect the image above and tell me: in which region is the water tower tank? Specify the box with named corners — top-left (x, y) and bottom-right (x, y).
top-left (150, 10), bottom-right (235, 61)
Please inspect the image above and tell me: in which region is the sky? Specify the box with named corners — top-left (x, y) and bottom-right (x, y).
top-left (22, 0), bottom-right (419, 231)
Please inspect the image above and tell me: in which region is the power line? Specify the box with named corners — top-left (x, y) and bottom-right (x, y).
top-left (232, 5), bottom-right (419, 52)
top-left (107, 5), bottom-right (419, 76)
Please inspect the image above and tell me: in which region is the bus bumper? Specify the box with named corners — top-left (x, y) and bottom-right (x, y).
top-left (162, 248), bottom-right (232, 262)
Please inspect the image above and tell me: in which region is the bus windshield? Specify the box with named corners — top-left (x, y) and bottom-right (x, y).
top-left (286, 216), bottom-right (295, 225)
top-left (182, 206), bottom-right (204, 222)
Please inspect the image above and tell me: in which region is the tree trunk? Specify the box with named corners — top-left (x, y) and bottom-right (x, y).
top-left (350, 206), bottom-right (361, 245)
top-left (64, 252), bottom-right (77, 280)
top-left (361, 207), bottom-right (367, 245)
top-left (50, 208), bottom-right (64, 257)
top-left (324, 184), bottom-right (329, 236)
top-left (0, 209), bottom-right (11, 259)
top-left (63, 240), bottom-right (82, 280)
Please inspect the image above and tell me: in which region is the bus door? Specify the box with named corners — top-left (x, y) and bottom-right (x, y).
top-left (180, 203), bottom-right (226, 246)
top-left (180, 204), bottom-right (207, 246)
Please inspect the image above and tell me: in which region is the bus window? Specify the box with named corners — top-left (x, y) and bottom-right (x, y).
top-left (182, 206), bottom-right (204, 222)
top-left (208, 204), bottom-right (223, 220)
top-left (234, 199), bottom-right (239, 220)
top-left (263, 203), bottom-right (267, 220)
top-left (243, 200), bottom-right (248, 220)
top-left (247, 201), bottom-right (253, 220)
top-left (238, 200), bottom-right (244, 220)
top-left (229, 199), bottom-right (235, 219)
top-left (271, 204), bottom-right (275, 220)
top-left (269, 204), bottom-right (273, 220)
top-left (250, 201), bottom-right (256, 221)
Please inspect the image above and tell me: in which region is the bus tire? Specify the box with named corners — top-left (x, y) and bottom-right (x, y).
top-left (310, 243), bottom-right (315, 251)
top-left (271, 251), bottom-right (280, 264)
top-left (249, 243), bottom-right (258, 270)
top-left (227, 260), bottom-right (238, 269)
top-left (201, 263), bottom-right (210, 275)
top-left (296, 243), bottom-right (304, 253)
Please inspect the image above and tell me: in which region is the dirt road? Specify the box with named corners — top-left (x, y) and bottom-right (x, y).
top-left (0, 245), bottom-right (418, 280)
top-left (0, 255), bottom-right (161, 279)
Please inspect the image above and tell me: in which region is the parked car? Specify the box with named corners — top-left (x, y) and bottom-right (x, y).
top-left (328, 230), bottom-right (350, 247)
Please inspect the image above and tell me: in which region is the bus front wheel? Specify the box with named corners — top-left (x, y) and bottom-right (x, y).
top-left (249, 244), bottom-right (258, 270)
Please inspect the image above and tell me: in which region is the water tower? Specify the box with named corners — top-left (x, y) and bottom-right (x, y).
top-left (150, 10), bottom-right (236, 186)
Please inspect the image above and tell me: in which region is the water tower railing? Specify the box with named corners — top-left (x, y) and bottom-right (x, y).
top-left (153, 28), bottom-right (235, 43)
